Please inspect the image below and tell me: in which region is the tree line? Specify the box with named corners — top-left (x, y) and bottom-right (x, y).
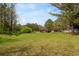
top-left (0, 3), bottom-right (79, 34)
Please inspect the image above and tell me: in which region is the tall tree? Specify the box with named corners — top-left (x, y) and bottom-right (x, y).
top-left (0, 3), bottom-right (17, 34)
top-left (44, 19), bottom-right (53, 32)
top-left (50, 3), bottom-right (79, 32)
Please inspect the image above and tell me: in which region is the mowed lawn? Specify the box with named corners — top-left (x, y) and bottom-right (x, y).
top-left (0, 32), bottom-right (79, 55)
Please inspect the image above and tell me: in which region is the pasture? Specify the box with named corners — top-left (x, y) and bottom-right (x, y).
top-left (0, 32), bottom-right (79, 56)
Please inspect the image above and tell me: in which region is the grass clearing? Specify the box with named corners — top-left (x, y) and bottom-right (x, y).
top-left (0, 32), bottom-right (79, 55)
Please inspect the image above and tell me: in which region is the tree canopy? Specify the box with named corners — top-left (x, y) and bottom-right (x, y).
top-left (50, 3), bottom-right (79, 32)
top-left (44, 19), bottom-right (53, 32)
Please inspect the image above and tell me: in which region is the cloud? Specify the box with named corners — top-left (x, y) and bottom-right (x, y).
top-left (16, 4), bottom-right (59, 25)
top-left (17, 9), bottom-right (57, 25)
top-left (47, 6), bottom-right (61, 14)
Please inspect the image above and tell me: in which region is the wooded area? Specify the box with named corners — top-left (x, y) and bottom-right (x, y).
top-left (0, 3), bottom-right (79, 34)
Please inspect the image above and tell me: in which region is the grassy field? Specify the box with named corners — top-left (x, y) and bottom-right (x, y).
top-left (0, 32), bottom-right (79, 56)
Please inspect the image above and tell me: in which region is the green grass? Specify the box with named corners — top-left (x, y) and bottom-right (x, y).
top-left (0, 32), bottom-right (79, 55)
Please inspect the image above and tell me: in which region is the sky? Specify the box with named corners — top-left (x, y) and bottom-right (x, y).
top-left (15, 3), bottom-right (60, 26)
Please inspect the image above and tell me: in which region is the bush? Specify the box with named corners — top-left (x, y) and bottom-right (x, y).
top-left (21, 27), bottom-right (32, 33)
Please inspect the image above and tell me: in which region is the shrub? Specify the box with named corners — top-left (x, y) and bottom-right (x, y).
top-left (21, 27), bottom-right (32, 33)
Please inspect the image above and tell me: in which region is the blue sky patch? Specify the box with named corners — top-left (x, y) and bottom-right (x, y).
top-left (16, 3), bottom-right (60, 26)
